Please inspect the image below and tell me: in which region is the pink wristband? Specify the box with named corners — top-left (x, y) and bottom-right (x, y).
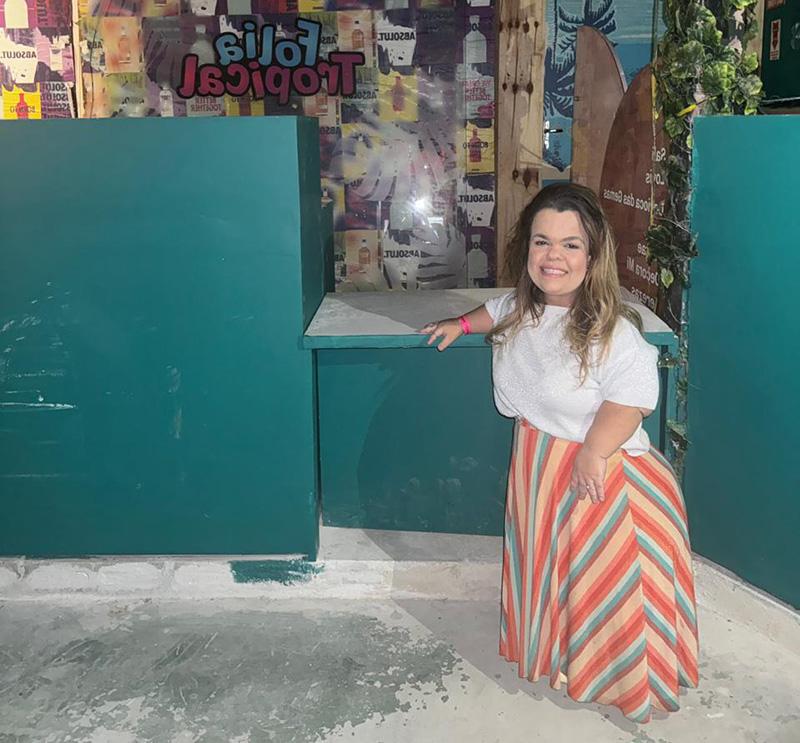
top-left (458, 315), bottom-right (472, 335)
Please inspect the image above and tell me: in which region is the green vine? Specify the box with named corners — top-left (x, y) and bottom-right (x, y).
top-left (647, 0), bottom-right (763, 478)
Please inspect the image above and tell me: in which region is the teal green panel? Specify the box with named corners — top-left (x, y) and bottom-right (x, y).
top-left (761, 3), bottom-right (800, 102)
top-left (317, 347), bottom-right (513, 535)
top-left (688, 116), bottom-right (800, 607)
top-left (295, 116), bottom-right (332, 560)
top-left (317, 346), bottom-right (667, 536)
top-left (642, 399), bottom-right (660, 452)
top-left (297, 116), bottom-right (333, 330)
top-left (0, 118), bottom-right (321, 558)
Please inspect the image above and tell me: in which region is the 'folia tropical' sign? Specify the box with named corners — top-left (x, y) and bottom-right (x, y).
top-left (178, 19), bottom-right (365, 105)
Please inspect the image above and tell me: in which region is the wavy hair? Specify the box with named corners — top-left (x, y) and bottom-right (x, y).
top-left (486, 183), bottom-right (643, 383)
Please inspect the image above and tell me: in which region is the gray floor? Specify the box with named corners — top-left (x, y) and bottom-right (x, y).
top-left (1, 591), bottom-right (799, 743)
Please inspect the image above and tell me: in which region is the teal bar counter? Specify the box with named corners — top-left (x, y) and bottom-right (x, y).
top-left (305, 289), bottom-right (678, 536)
top-left (0, 117), bottom-right (330, 558)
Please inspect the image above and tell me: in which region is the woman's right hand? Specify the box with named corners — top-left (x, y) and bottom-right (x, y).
top-left (419, 319), bottom-right (463, 351)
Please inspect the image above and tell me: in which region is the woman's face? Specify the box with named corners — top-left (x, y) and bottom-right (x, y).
top-left (527, 208), bottom-right (590, 307)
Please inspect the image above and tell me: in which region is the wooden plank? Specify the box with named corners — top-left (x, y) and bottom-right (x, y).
top-left (571, 26), bottom-right (627, 195)
top-left (496, 0), bottom-right (546, 285)
top-left (748, 0), bottom-right (766, 65)
top-left (71, 0), bottom-right (84, 118)
top-left (598, 66), bottom-right (670, 322)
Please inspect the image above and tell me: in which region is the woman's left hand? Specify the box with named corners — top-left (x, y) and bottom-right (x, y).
top-left (571, 445), bottom-right (608, 504)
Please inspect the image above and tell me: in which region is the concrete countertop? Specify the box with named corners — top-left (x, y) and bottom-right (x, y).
top-left (304, 288), bottom-right (674, 349)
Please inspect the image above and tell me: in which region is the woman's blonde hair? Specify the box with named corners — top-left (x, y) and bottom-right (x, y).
top-left (487, 183), bottom-right (643, 383)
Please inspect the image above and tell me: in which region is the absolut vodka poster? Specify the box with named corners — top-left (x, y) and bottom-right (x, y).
top-left (0, 0), bottom-right (75, 119)
top-left (70, 0), bottom-right (498, 291)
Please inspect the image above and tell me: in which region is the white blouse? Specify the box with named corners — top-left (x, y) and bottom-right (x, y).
top-left (484, 292), bottom-right (660, 456)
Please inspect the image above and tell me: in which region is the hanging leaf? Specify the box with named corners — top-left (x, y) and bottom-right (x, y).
top-left (738, 74), bottom-right (763, 98)
top-left (660, 268), bottom-right (675, 288)
top-left (665, 115), bottom-right (684, 139)
top-left (701, 61), bottom-right (736, 97)
top-left (657, 354), bottom-right (680, 369)
top-left (740, 51), bottom-right (758, 74)
top-left (673, 39), bottom-right (705, 76)
top-left (666, 420), bottom-right (688, 442)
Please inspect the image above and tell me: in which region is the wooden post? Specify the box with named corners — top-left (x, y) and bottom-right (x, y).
top-left (71, 0), bottom-right (84, 118)
top-left (496, 0), bottom-right (546, 285)
top-left (747, 0), bottom-right (765, 65)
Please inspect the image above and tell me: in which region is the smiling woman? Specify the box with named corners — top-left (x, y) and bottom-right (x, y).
top-left (420, 183), bottom-right (698, 722)
top-left (527, 208), bottom-right (590, 308)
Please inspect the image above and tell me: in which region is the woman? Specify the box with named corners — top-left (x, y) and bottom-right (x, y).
top-left (421, 183), bottom-right (699, 722)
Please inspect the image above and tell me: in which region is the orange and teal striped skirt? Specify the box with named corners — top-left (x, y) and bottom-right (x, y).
top-left (500, 420), bottom-right (699, 723)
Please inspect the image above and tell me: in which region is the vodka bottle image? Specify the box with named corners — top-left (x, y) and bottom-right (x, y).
top-left (351, 19), bottom-right (365, 50)
top-left (188, 0), bottom-right (213, 13)
top-left (3, 0), bottom-right (29, 29)
top-left (159, 85), bottom-right (174, 116)
top-left (315, 85), bottom-right (328, 117)
top-left (464, 15), bottom-right (486, 65)
top-left (468, 128), bottom-right (483, 163)
top-left (391, 76), bottom-right (405, 112)
top-left (389, 200), bottom-right (412, 230)
top-left (358, 238), bottom-right (371, 268)
top-left (50, 44), bottom-right (63, 72)
top-left (352, 134), bottom-right (368, 177)
top-left (467, 234), bottom-right (488, 285)
top-left (356, 132), bottom-right (369, 154)
top-left (190, 25), bottom-right (215, 65)
top-left (16, 92), bottom-right (29, 119)
top-left (117, 26), bottom-right (132, 64)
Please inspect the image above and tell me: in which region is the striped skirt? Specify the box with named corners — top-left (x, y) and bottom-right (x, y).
top-left (499, 420), bottom-right (699, 723)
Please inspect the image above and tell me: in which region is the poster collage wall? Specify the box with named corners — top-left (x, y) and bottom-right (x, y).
top-left (1, 0), bottom-right (499, 292)
top-left (0, 0), bottom-right (76, 119)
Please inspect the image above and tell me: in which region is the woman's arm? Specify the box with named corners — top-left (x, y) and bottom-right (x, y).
top-left (571, 401), bottom-right (649, 504)
top-left (419, 304), bottom-right (494, 351)
top-left (584, 401), bottom-right (649, 458)
top-left (574, 318), bottom-right (659, 503)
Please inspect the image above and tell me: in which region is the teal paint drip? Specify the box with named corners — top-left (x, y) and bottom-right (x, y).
top-left (230, 559), bottom-right (323, 585)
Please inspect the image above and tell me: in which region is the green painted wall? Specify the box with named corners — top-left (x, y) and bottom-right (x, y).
top-left (688, 115), bottom-right (800, 608)
top-left (318, 343), bottom-right (667, 536)
top-left (0, 117), bottom-right (329, 558)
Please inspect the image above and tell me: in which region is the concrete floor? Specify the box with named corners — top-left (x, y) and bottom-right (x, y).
top-left (1, 529), bottom-right (799, 742)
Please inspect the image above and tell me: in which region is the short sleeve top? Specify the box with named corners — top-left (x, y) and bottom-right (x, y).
top-left (484, 291), bottom-right (660, 456)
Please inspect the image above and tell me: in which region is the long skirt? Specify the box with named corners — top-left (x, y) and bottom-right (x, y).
top-left (499, 419), bottom-right (699, 723)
